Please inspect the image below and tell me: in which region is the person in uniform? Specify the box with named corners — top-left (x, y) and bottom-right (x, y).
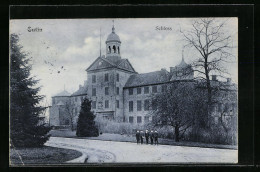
top-left (136, 130), bottom-right (140, 144)
top-left (145, 129), bottom-right (149, 144)
top-left (140, 130), bottom-right (144, 144)
top-left (154, 130), bottom-right (159, 145)
top-left (150, 130), bottom-right (154, 145)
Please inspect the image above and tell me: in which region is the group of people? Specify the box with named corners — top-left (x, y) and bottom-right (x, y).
top-left (136, 130), bottom-right (159, 145)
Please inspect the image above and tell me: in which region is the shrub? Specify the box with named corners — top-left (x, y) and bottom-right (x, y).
top-left (95, 117), bottom-right (135, 135)
top-left (183, 124), bottom-right (237, 145)
top-left (76, 98), bottom-right (99, 137)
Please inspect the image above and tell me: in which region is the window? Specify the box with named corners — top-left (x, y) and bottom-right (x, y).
top-left (152, 86), bottom-right (157, 93)
top-left (162, 85), bottom-right (167, 92)
top-left (116, 87), bottom-right (119, 95)
top-left (129, 88), bottom-right (133, 95)
top-left (152, 116), bottom-right (156, 122)
top-left (105, 73), bottom-right (109, 82)
top-left (116, 73), bottom-right (119, 82)
top-left (105, 100), bottom-right (109, 108)
top-left (218, 103), bottom-right (222, 112)
top-left (137, 87), bottom-right (142, 94)
top-left (81, 96), bottom-right (84, 102)
top-left (144, 86), bottom-right (149, 94)
top-left (92, 75), bottom-right (96, 83)
top-left (92, 101), bottom-right (96, 109)
top-left (105, 87), bottom-right (109, 95)
top-left (214, 117), bottom-right (219, 124)
top-left (129, 116), bottom-right (134, 123)
top-left (65, 119), bottom-right (69, 125)
top-left (144, 99), bottom-right (149, 111)
top-left (92, 88), bottom-right (96, 96)
top-left (144, 116), bottom-right (149, 123)
top-left (116, 100), bottom-right (119, 108)
top-left (129, 101), bottom-right (133, 112)
top-left (52, 98), bottom-right (55, 105)
top-left (152, 100), bottom-right (157, 110)
top-left (137, 100), bottom-right (142, 111)
top-left (137, 116), bottom-right (142, 123)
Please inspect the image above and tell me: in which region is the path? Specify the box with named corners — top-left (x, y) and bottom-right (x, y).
top-left (45, 137), bottom-right (238, 163)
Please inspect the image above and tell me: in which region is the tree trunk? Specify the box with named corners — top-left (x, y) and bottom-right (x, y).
top-left (70, 117), bottom-right (74, 131)
top-left (205, 59), bottom-right (212, 128)
top-left (71, 123), bottom-right (74, 131)
top-left (175, 125), bottom-right (180, 142)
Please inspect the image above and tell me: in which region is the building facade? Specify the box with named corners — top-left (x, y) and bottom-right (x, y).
top-left (49, 25), bottom-right (236, 128)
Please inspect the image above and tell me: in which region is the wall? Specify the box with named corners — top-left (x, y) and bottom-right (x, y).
top-left (49, 96), bottom-right (70, 126)
top-left (123, 84), bottom-right (165, 125)
top-left (86, 68), bottom-right (134, 121)
top-left (49, 106), bottom-right (60, 126)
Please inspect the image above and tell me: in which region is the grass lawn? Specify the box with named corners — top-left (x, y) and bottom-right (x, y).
top-left (10, 146), bottom-right (82, 165)
top-left (49, 129), bottom-right (238, 150)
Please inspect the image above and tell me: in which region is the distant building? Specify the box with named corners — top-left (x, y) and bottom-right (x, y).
top-left (49, 24), bottom-right (236, 128)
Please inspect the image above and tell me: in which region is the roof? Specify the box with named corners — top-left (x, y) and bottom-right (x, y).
top-left (71, 86), bottom-right (88, 96)
top-left (124, 69), bottom-right (170, 88)
top-left (53, 90), bottom-right (71, 97)
top-left (86, 56), bottom-right (136, 73)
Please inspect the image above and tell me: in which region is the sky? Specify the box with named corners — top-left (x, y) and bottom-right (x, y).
top-left (10, 18), bottom-right (238, 108)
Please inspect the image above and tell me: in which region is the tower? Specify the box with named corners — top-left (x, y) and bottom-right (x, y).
top-left (106, 21), bottom-right (121, 63)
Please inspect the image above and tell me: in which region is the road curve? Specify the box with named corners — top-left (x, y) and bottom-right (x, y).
top-left (45, 137), bottom-right (238, 163)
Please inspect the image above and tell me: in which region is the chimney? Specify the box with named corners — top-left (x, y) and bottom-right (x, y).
top-left (212, 75), bottom-right (217, 81)
top-left (84, 80), bottom-right (87, 86)
top-left (227, 78), bottom-right (231, 83)
top-left (79, 85), bottom-right (82, 89)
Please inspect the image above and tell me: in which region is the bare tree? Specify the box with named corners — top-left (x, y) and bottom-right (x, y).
top-left (65, 102), bottom-right (76, 131)
top-left (151, 82), bottom-right (202, 142)
top-left (180, 18), bottom-right (236, 124)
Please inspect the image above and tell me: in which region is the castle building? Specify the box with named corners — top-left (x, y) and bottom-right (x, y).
top-left (49, 24), bottom-right (235, 128)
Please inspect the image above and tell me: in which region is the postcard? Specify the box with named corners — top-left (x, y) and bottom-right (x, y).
top-left (10, 18), bottom-right (238, 165)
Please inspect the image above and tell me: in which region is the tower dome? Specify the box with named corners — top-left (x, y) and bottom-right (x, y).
top-left (106, 25), bottom-right (121, 43)
top-left (106, 22), bottom-right (121, 63)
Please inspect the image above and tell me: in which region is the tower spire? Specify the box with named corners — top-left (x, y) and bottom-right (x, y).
top-left (112, 20), bottom-right (115, 33)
